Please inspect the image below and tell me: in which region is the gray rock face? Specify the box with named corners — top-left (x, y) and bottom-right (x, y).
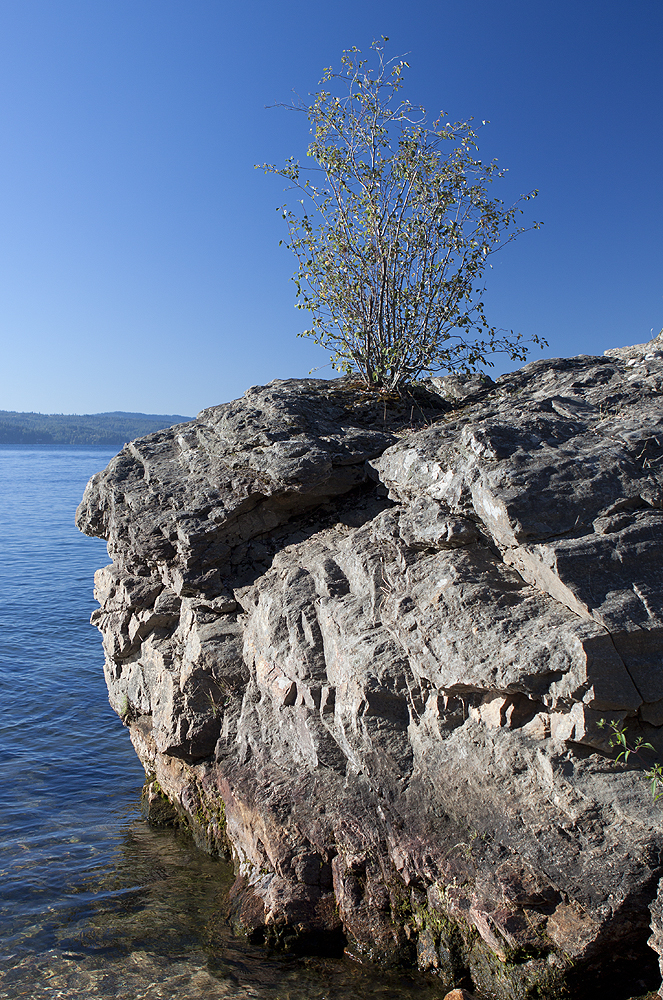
top-left (76, 339), bottom-right (663, 998)
top-left (650, 883), bottom-right (663, 998)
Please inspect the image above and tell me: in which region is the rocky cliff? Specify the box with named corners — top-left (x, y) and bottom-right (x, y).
top-left (76, 333), bottom-right (663, 999)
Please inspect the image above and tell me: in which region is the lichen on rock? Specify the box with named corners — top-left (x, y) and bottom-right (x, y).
top-left (76, 333), bottom-right (663, 999)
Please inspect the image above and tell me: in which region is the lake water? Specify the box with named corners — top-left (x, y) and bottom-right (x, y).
top-left (0, 446), bottom-right (445, 1000)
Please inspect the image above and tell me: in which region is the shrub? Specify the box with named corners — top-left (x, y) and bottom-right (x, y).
top-left (259, 39), bottom-right (545, 391)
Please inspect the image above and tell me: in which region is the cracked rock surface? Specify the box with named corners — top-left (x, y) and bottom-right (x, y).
top-left (76, 335), bottom-right (663, 999)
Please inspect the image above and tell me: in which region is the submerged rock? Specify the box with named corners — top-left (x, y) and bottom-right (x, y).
top-left (77, 334), bottom-right (663, 999)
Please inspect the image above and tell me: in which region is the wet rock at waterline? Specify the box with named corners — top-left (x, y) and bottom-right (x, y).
top-left (77, 332), bottom-right (663, 999)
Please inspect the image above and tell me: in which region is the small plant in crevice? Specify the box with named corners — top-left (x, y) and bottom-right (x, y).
top-left (597, 718), bottom-right (663, 803)
top-left (204, 690), bottom-right (223, 719)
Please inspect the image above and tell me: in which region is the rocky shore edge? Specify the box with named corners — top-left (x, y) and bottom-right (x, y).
top-left (77, 331), bottom-right (663, 999)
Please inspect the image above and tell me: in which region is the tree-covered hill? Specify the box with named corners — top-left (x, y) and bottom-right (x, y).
top-left (0, 410), bottom-right (192, 447)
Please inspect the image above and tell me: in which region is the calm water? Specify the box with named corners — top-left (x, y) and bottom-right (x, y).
top-left (0, 447), bottom-right (444, 1000)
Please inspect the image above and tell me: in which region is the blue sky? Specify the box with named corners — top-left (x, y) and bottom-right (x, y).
top-left (0, 0), bottom-right (660, 416)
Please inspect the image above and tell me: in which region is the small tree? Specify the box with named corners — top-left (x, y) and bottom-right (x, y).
top-left (259, 40), bottom-right (544, 392)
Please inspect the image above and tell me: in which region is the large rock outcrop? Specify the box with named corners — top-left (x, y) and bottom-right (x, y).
top-left (76, 333), bottom-right (663, 999)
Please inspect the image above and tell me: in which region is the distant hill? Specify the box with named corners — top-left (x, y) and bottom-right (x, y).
top-left (0, 410), bottom-right (193, 447)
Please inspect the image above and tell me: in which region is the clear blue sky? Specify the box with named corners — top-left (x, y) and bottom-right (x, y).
top-left (0, 0), bottom-right (660, 417)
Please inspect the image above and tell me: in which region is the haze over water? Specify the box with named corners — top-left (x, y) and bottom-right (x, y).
top-left (0, 446), bottom-right (442, 999)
